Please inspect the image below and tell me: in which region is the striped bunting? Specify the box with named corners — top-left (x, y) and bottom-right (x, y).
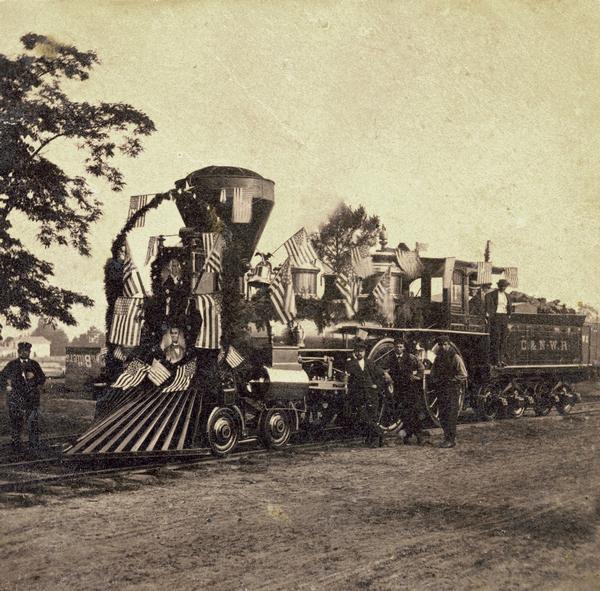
top-left (127, 194), bottom-right (150, 228)
top-left (202, 234), bottom-right (224, 274)
top-left (503, 267), bottom-right (519, 288)
top-left (111, 359), bottom-right (149, 389)
top-left (335, 271), bottom-right (360, 318)
top-left (192, 294), bottom-right (222, 349)
top-left (109, 297), bottom-right (145, 347)
top-left (123, 240), bottom-right (146, 297)
top-left (372, 266), bottom-right (395, 324)
top-left (232, 187), bottom-right (252, 223)
top-left (476, 261), bottom-right (492, 285)
top-left (148, 359), bottom-right (171, 386)
top-left (269, 258), bottom-right (296, 324)
top-left (284, 228), bottom-right (318, 266)
top-left (351, 243), bottom-right (373, 278)
top-left (163, 360), bottom-right (197, 393)
top-left (394, 248), bottom-right (424, 281)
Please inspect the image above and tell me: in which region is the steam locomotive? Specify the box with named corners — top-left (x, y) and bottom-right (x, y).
top-left (66, 166), bottom-right (598, 457)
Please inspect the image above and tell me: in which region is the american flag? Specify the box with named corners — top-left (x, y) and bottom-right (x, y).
top-left (219, 188), bottom-right (227, 204)
top-left (201, 232), bottom-right (218, 255)
top-left (284, 228), bottom-right (318, 266)
top-left (232, 187), bottom-right (252, 223)
top-left (162, 360), bottom-right (197, 393)
top-left (128, 195), bottom-right (150, 228)
top-left (335, 270), bottom-right (360, 318)
top-left (269, 258), bottom-right (296, 324)
top-left (223, 345), bottom-right (245, 368)
top-left (123, 240), bottom-right (146, 297)
top-left (144, 236), bottom-right (158, 266)
top-left (111, 359), bottom-right (149, 389)
top-left (503, 267), bottom-right (519, 288)
top-left (109, 297), bottom-right (145, 347)
top-left (476, 261), bottom-right (492, 285)
top-left (372, 266), bottom-right (395, 324)
top-left (394, 248), bottom-right (424, 281)
top-left (148, 359), bottom-right (171, 386)
top-left (202, 234), bottom-right (224, 274)
top-left (350, 243), bottom-right (373, 278)
top-left (192, 294), bottom-right (222, 349)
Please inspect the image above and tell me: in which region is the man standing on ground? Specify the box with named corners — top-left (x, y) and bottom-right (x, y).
top-left (0, 342), bottom-right (47, 451)
top-left (485, 279), bottom-right (513, 366)
top-left (430, 336), bottom-right (468, 448)
top-left (345, 339), bottom-right (384, 447)
top-left (387, 337), bottom-right (426, 444)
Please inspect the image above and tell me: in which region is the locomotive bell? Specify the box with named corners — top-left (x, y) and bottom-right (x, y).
top-left (248, 256), bottom-right (272, 288)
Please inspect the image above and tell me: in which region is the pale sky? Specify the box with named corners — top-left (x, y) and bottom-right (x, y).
top-left (2, 0), bottom-right (600, 336)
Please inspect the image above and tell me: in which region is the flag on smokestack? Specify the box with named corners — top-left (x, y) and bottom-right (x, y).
top-left (350, 243), bottom-right (373, 278)
top-left (372, 266), bottom-right (395, 324)
top-left (270, 258), bottom-right (296, 324)
top-left (109, 297), bottom-right (145, 347)
top-left (284, 228), bottom-right (318, 266)
top-left (335, 270), bottom-right (360, 318)
top-left (394, 248), bottom-right (424, 282)
top-left (232, 187), bottom-right (252, 223)
top-left (476, 261), bottom-right (492, 285)
top-left (128, 195), bottom-right (150, 227)
top-left (123, 240), bottom-right (146, 297)
top-left (503, 267), bottom-right (519, 288)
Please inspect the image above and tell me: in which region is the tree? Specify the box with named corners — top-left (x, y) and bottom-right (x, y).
top-left (31, 317), bottom-right (69, 356)
top-left (70, 326), bottom-right (105, 348)
top-left (310, 203), bottom-right (381, 275)
top-left (0, 34), bottom-right (155, 337)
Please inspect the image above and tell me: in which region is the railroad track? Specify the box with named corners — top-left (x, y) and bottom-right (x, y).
top-left (1, 400), bottom-right (599, 495)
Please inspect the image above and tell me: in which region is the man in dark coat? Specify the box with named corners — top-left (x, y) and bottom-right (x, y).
top-left (0, 342), bottom-right (46, 450)
top-left (345, 339), bottom-right (385, 447)
top-left (430, 336), bottom-right (468, 448)
top-left (485, 279), bottom-right (513, 366)
top-left (387, 337), bottom-right (426, 444)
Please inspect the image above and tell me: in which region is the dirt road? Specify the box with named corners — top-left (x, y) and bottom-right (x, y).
top-left (1, 410), bottom-right (599, 590)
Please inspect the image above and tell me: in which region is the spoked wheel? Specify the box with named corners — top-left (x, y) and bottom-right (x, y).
top-left (423, 383), bottom-right (465, 426)
top-left (475, 382), bottom-right (502, 421)
top-left (533, 382), bottom-right (553, 417)
top-left (259, 408), bottom-right (292, 448)
top-left (377, 383), bottom-right (404, 434)
top-left (555, 383), bottom-right (577, 416)
top-left (206, 407), bottom-right (240, 457)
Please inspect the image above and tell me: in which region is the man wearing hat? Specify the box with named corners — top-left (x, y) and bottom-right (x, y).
top-left (387, 337), bottom-right (426, 444)
top-left (485, 279), bottom-right (513, 366)
top-left (430, 336), bottom-right (468, 448)
top-left (345, 339), bottom-right (385, 447)
top-left (0, 342), bottom-right (46, 450)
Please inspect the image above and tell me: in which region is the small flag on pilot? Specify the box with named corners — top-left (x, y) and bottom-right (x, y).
top-left (111, 359), bottom-right (149, 389)
top-left (162, 360), bottom-right (197, 393)
top-left (148, 359), bottom-right (171, 386)
top-left (109, 297), bottom-right (145, 347)
top-left (128, 195), bottom-right (150, 228)
top-left (225, 345), bottom-right (245, 368)
top-left (232, 187), bottom-right (252, 223)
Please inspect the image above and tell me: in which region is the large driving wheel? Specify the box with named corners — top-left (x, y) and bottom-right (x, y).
top-left (259, 408), bottom-right (292, 448)
top-left (533, 382), bottom-right (553, 417)
top-left (206, 407), bottom-right (240, 457)
top-left (475, 382), bottom-right (502, 421)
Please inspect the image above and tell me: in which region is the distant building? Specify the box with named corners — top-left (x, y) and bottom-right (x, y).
top-left (0, 336), bottom-right (51, 359)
